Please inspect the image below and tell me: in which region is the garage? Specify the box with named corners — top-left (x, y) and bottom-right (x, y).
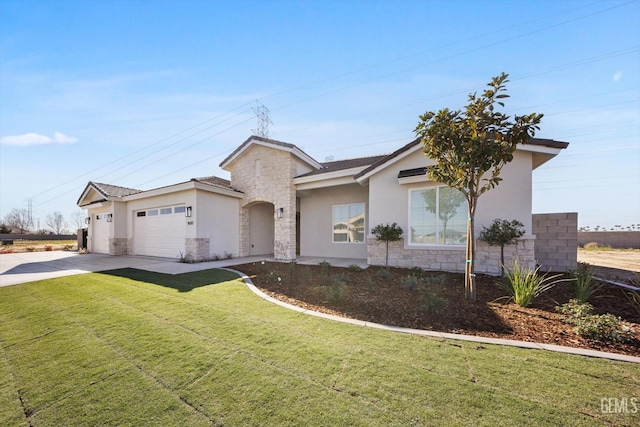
top-left (133, 205), bottom-right (186, 258)
top-left (91, 213), bottom-right (110, 254)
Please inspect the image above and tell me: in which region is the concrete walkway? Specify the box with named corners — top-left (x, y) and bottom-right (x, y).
top-left (0, 251), bottom-right (366, 287)
top-left (1, 251), bottom-right (637, 363)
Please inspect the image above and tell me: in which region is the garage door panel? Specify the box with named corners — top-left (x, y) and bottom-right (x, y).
top-left (134, 206), bottom-right (186, 258)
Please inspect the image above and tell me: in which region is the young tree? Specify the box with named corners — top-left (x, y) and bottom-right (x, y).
top-left (371, 222), bottom-right (403, 267)
top-left (0, 223), bottom-right (11, 234)
top-left (415, 73), bottom-right (543, 301)
top-left (479, 218), bottom-right (525, 276)
top-left (45, 211), bottom-right (68, 235)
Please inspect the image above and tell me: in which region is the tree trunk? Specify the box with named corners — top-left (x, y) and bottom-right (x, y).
top-left (465, 201), bottom-right (477, 301)
top-left (386, 240), bottom-right (391, 267)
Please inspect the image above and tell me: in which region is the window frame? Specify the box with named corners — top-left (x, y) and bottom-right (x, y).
top-left (332, 202), bottom-right (366, 244)
top-left (408, 185), bottom-right (466, 247)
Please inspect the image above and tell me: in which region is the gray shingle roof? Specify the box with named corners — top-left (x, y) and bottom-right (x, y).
top-left (192, 176), bottom-right (242, 193)
top-left (90, 182), bottom-right (142, 198)
top-left (296, 155), bottom-right (387, 178)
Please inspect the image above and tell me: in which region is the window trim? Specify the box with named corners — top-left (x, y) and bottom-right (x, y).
top-left (332, 202), bottom-right (366, 244)
top-left (408, 185), bottom-right (466, 247)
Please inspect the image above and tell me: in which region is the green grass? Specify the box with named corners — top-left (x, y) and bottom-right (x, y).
top-left (1, 268), bottom-right (639, 426)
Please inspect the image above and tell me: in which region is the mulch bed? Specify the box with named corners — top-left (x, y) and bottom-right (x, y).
top-left (234, 262), bottom-right (640, 357)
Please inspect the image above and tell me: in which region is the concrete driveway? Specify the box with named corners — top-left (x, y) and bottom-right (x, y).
top-left (0, 251), bottom-right (263, 287)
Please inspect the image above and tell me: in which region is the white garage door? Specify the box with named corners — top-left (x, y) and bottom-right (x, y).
top-left (91, 213), bottom-right (110, 254)
top-left (134, 206), bottom-right (186, 258)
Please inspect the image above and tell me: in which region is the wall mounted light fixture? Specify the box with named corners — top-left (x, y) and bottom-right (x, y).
top-left (85, 217), bottom-right (90, 224)
top-left (277, 208), bottom-right (284, 218)
top-left (106, 213), bottom-right (113, 222)
top-left (186, 206), bottom-right (193, 217)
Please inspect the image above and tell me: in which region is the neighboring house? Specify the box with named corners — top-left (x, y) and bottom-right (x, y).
top-left (78, 135), bottom-right (572, 273)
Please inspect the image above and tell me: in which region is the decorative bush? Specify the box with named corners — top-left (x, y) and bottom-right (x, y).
top-left (401, 274), bottom-right (420, 291)
top-left (376, 268), bottom-right (392, 280)
top-left (318, 261), bottom-right (331, 277)
top-left (500, 259), bottom-right (564, 307)
top-left (479, 218), bottom-right (525, 276)
top-left (419, 289), bottom-right (447, 314)
top-left (625, 289), bottom-right (640, 316)
top-left (348, 264), bottom-right (363, 272)
top-left (556, 299), bottom-right (632, 343)
top-left (371, 222), bottom-right (403, 267)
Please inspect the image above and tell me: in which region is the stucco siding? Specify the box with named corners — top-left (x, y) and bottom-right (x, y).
top-left (368, 148), bottom-right (533, 239)
top-left (299, 183), bottom-right (368, 259)
top-left (195, 191), bottom-right (240, 258)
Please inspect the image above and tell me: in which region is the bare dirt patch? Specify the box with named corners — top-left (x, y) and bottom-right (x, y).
top-left (577, 249), bottom-right (640, 284)
top-left (236, 262), bottom-right (640, 357)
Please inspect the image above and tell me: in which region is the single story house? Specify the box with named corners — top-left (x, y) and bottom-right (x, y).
top-left (77, 135), bottom-right (571, 274)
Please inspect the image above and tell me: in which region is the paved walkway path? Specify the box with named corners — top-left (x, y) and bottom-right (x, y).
top-left (1, 252), bottom-right (637, 363)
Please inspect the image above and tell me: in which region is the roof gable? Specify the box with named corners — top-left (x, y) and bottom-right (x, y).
top-left (219, 135), bottom-right (322, 170)
top-left (77, 181), bottom-right (141, 207)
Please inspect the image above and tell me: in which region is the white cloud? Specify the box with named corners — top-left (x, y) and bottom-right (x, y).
top-left (613, 71), bottom-right (623, 82)
top-left (0, 132), bottom-right (78, 146)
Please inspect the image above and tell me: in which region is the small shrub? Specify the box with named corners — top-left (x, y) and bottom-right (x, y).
top-left (376, 268), bottom-right (392, 280)
top-left (401, 274), bottom-right (420, 291)
top-left (570, 262), bottom-right (601, 303)
top-left (420, 289), bottom-right (447, 314)
top-left (78, 248), bottom-right (88, 254)
top-left (44, 245), bottom-right (53, 251)
top-left (26, 247), bottom-right (35, 252)
top-left (409, 266), bottom-right (424, 278)
top-left (212, 253), bottom-right (222, 261)
top-left (224, 251), bottom-right (234, 259)
top-left (424, 274), bottom-right (446, 287)
top-left (63, 244), bottom-right (73, 251)
top-left (258, 260), bottom-right (268, 274)
top-left (583, 242), bottom-right (611, 250)
top-left (318, 261), bottom-right (331, 277)
top-left (500, 259), bottom-right (564, 307)
top-left (348, 264), bottom-right (363, 272)
top-left (178, 251), bottom-right (195, 263)
top-left (325, 276), bottom-right (347, 302)
top-left (0, 248), bottom-right (15, 254)
top-left (332, 273), bottom-right (350, 284)
top-left (365, 273), bottom-right (375, 293)
top-left (556, 299), bottom-right (632, 343)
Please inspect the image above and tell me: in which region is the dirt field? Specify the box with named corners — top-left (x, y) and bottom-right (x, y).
top-left (577, 249), bottom-right (639, 284)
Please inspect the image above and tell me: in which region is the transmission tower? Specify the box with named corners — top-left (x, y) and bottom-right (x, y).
top-left (252, 100), bottom-right (273, 138)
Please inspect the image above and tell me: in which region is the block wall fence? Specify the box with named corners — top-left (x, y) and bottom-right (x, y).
top-left (577, 231), bottom-right (640, 249)
top-left (532, 212), bottom-right (578, 272)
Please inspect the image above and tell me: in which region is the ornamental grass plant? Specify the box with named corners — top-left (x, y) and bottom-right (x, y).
top-left (500, 259), bottom-right (565, 307)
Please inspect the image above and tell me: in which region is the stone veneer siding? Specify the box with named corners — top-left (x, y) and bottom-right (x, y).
top-left (185, 238), bottom-right (210, 261)
top-left (109, 238), bottom-right (131, 255)
top-left (229, 145), bottom-right (298, 260)
top-left (532, 212), bottom-right (578, 272)
top-left (367, 237), bottom-right (535, 275)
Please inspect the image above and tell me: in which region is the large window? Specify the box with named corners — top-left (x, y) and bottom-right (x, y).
top-left (333, 203), bottom-right (365, 243)
top-left (409, 186), bottom-right (466, 245)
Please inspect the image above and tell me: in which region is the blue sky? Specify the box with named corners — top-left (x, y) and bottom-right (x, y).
top-left (1, 0), bottom-right (638, 231)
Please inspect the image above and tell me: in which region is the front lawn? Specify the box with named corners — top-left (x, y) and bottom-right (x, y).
top-left (1, 268), bottom-right (638, 426)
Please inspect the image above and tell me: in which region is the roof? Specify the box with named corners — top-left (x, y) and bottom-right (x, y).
top-left (90, 182), bottom-right (141, 198)
top-left (192, 176), bottom-right (241, 192)
top-left (354, 137), bottom-right (569, 181)
top-left (219, 135), bottom-right (322, 170)
top-left (296, 155), bottom-right (387, 178)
